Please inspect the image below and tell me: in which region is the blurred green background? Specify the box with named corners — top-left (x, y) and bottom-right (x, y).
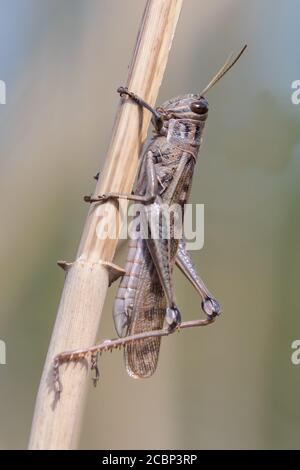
top-left (0, 0), bottom-right (300, 450)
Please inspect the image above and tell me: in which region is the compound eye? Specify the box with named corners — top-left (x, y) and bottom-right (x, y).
top-left (190, 99), bottom-right (208, 114)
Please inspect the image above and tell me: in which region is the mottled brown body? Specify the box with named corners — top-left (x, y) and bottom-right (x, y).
top-left (55, 47), bottom-right (246, 390)
top-left (115, 96), bottom-right (206, 378)
top-left (124, 157), bottom-right (195, 376)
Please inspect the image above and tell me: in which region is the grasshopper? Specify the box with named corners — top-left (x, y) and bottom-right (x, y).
top-left (54, 46), bottom-right (246, 390)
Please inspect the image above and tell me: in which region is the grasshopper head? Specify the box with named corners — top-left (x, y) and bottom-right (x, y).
top-left (158, 94), bottom-right (209, 124)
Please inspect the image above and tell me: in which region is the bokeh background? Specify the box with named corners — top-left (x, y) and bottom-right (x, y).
top-left (0, 0), bottom-right (300, 450)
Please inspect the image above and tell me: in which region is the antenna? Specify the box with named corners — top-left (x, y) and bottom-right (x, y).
top-left (200, 45), bottom-right (247, 96)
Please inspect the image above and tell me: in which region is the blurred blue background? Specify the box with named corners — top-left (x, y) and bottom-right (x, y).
top-left (0, 0), bottom-right (300, 449)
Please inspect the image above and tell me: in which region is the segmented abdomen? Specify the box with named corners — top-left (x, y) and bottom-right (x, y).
top-left (113, 238), bottom-right (144, 338)
top-left (114, 236), bottom-right (166, 378)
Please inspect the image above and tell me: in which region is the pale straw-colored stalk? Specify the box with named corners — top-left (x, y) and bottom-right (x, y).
top-left (29, 0), bottom-right (183, 450)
